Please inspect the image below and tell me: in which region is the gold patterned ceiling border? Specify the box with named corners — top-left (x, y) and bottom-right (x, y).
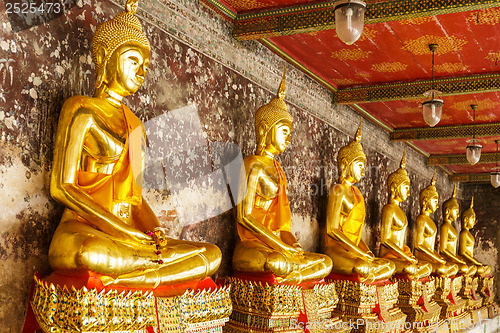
top-left (449, 173), bottom-right (490, 183)
top-left (230, 0), bottom-right (500, 40)
top-left (427, 153), bottom-right (498, 165)
top-left (390, 123), bottom-right (500, 141)
top-left (334, 73), bottom-right (500, 104)
top-left (200, 0), bottom-right (237, 19)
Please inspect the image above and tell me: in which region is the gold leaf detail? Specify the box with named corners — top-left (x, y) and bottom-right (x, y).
top-left (399, 17), bottom-right (435, 25)
top-left (467, 8), bottom-right (500, 25)
top-left (450, 99), bottom-right (500, 111)
top-left (331, 49), bottom-right (372, 61)
top-left (403, 35), bottom-right (468, 55)
top-left (371, 62), bottom-right (408, 73)
top-left (435, 63), bottom-right (469, 73)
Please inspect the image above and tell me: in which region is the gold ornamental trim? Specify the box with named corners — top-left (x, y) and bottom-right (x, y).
top-left (30, 275), bottom-right (232, 333)
top-left (390, 123), bottom-right (500, 141)
top-left (427, 153), bottom-right (498, 166)
top-left (449, 173), bottom-right (491, 183)
top-left (228, 0), bottom-right (500, 40)
top-left (335, 73), bottom-right (500, 104)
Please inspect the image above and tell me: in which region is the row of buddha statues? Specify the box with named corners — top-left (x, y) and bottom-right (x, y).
top-left (26, 0), bottom-right (496, 331)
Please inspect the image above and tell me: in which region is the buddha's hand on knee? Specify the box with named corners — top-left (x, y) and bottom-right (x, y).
top-left (291, 243), bottom-right (304, 257)
top-left (364, 251), bottom-right (375, 262)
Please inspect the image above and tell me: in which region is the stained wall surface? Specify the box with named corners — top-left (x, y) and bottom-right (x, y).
top-left (0, 0), bottom-right (495, 331)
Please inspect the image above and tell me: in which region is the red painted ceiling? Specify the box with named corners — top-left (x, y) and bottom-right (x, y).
top-left (205, 0), bottom-right (500, 178)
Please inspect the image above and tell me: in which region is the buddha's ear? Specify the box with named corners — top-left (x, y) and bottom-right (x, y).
top-left (95, 46), bottom-right (107, 89)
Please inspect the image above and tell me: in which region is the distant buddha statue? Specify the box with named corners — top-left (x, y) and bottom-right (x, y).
top-left (232, 69), bottom-right (332, 284)
top-left (459, 198), bottom-right (491, 277)
top-left (324, 122), bottom-right (395, 282)
top-left (380, 152), bottom-right (432, 279)
top-left (439, 185), bottom-right (477, 277)
top-left (48, 0), bottom-right (221, 288)
top-left (414, 172), bottom-right (458, 277)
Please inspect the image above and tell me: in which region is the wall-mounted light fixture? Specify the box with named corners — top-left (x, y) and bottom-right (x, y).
top-left (334, 0), bottom-right (366, 45)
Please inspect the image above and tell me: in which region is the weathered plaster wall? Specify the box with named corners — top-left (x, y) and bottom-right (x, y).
top-left (0, 0), bottom-right (492, 330)
top-left (460, 184), bottom-right (500, 303)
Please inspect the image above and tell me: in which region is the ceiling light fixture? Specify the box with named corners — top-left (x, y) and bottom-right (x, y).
top-left (491, 140), bottom-right (500, 188)
top-left (333, 0), bottom-right (366, 45)
top-left (422, 44), bottom-right (443, 127)
top-left (466, 104), bottom-right (482, 165)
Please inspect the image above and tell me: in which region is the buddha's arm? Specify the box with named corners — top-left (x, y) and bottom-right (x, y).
top-left (326, 188), bottom-right (373, 260)
top-left (380, 206), bottom-right (416, 262)
top-left (439, 225), bottom-right (465, 263)
top-left (415, 216), bottom-right (445, 263)
top-left (51, 106), bottom-right (151, 244)
top-left (459, 231), bottom-right (482, 265)
top-left (237, 163), bottom-right (300, 256)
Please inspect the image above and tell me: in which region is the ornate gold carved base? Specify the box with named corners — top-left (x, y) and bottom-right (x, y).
top-left (433, 276), bottom-right (466, 319)
top-left (224, 277), bottom-right (343, 333)
top-left (30, 274), bottom-right (232, 333)
top-left (459, 276), bottom-right (483, 311)
top-left (394, 277), bottom-right (441, 328)
top-left (327, 277), bottom-right (406, 333)
top-left (468, 307), bottom-right (489, 325)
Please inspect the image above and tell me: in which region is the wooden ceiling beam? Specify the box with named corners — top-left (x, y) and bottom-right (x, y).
top-left (232, 0), bottom-right (500, 41)
top-left (449, 173), bottom-right (490, 183)
top-left (390, 123), bottom-right (500, 141)
top-left (334, 73), bottom-right (500, 104)
top-left (427, 153), bottom-right (498, 165)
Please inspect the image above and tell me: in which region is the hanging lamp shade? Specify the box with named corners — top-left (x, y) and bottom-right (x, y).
top-left (491, 170), bottom-right (500, 188)
top-left (491, 140), bottom-right (500, 188)
top-left (466, 138), bottom-right (482, 165)
top-left (466, 104), bottom-right (481, 165)
top-left (334, 0), bottom-right (366, 45)
top-left (422, 90), bottom-right (443, 127)
top-left (422, 44), bottom-right (443, 127)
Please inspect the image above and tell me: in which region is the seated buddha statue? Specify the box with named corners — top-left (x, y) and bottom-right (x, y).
top-left (323, 122), bottom-right (395, 282)
top-left (439, 185), bottom-right (476, 277)
top-left (48, 0), bottom-right (221, 288)
top-left (380, 152), bottom-right (432, 279)
top-left (232, 70), bottom-right (332, 284)
top-left (414, 172), bottom-right (458, 277)
top-left (459, 198), bottom-right (491, 277)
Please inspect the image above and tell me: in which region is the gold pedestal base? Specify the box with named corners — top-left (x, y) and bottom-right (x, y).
top-left (469, 307), bottom-right (489, 325)
top-left (394, 277), bottom-right (442, 329)
top-left (328, 277), bottom-right (407, 333)
top-left (433, 276), bottom-right (466, 320)
top-left (224, 277), bottom-right (343, 333)
top-left (30, 275), bottom-right (232, 333)
top-left (459, 276), bottom-right (483, 312)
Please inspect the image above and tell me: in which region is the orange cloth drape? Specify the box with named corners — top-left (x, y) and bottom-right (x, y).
top-left (77, 105), bottom-right (143, 213)
top-left (238, 158), bottom-right (292, 244)
top-left (325, 185), bottom-right (365, 247)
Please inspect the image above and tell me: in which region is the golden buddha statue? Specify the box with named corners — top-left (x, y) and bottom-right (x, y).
top-left (439, 185), bottom-right (477, 277)
top-left (414, 172), bottom-right (458, 277)
top-left (459, 198), bottom-right (491, 277)
top-left (324, 122), bottom-right (395, 282)
top-left (232, 69), bottom-right (332, 284)
top-left (48, 0), bottom-right (221, 288)
top-left (380, 152), bottom-right (432, 279)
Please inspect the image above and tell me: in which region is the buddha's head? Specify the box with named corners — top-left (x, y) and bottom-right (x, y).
top-left (462, 197), bottom-right (476, 229)
top-left (337, 120), bottom-right (366, 184)
top-left (255, 68), bottom-right (293, 155)
top-left (387, 151), bottom-right (410, 203)
top-left (92, 0), bottom-right (151, 96)
top-left (420, 170), bottom-right (439, 214)
top-left (442, 183), bottom-right (459, 223)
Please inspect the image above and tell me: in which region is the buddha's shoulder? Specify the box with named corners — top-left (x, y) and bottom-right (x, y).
top-left (61, 95), bottom-right (110, 115)
top-left (243, 155), bottom-right (272, 169)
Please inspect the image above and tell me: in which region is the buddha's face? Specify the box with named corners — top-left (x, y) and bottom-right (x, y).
top-left (464, 214), bottom-right (476, 228)
top-left (446, 204), bottom-right (459, 221)
top-left (268, 121), bottom-right (292, 154)
top-left (393, 181), bottom-right (410, 202)
top-left (347, 157), bottom-right (366, 183)
top-left (428, 195), bottom-right (439, 213)
top-left (106, 43), bottom-right (150, 96)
